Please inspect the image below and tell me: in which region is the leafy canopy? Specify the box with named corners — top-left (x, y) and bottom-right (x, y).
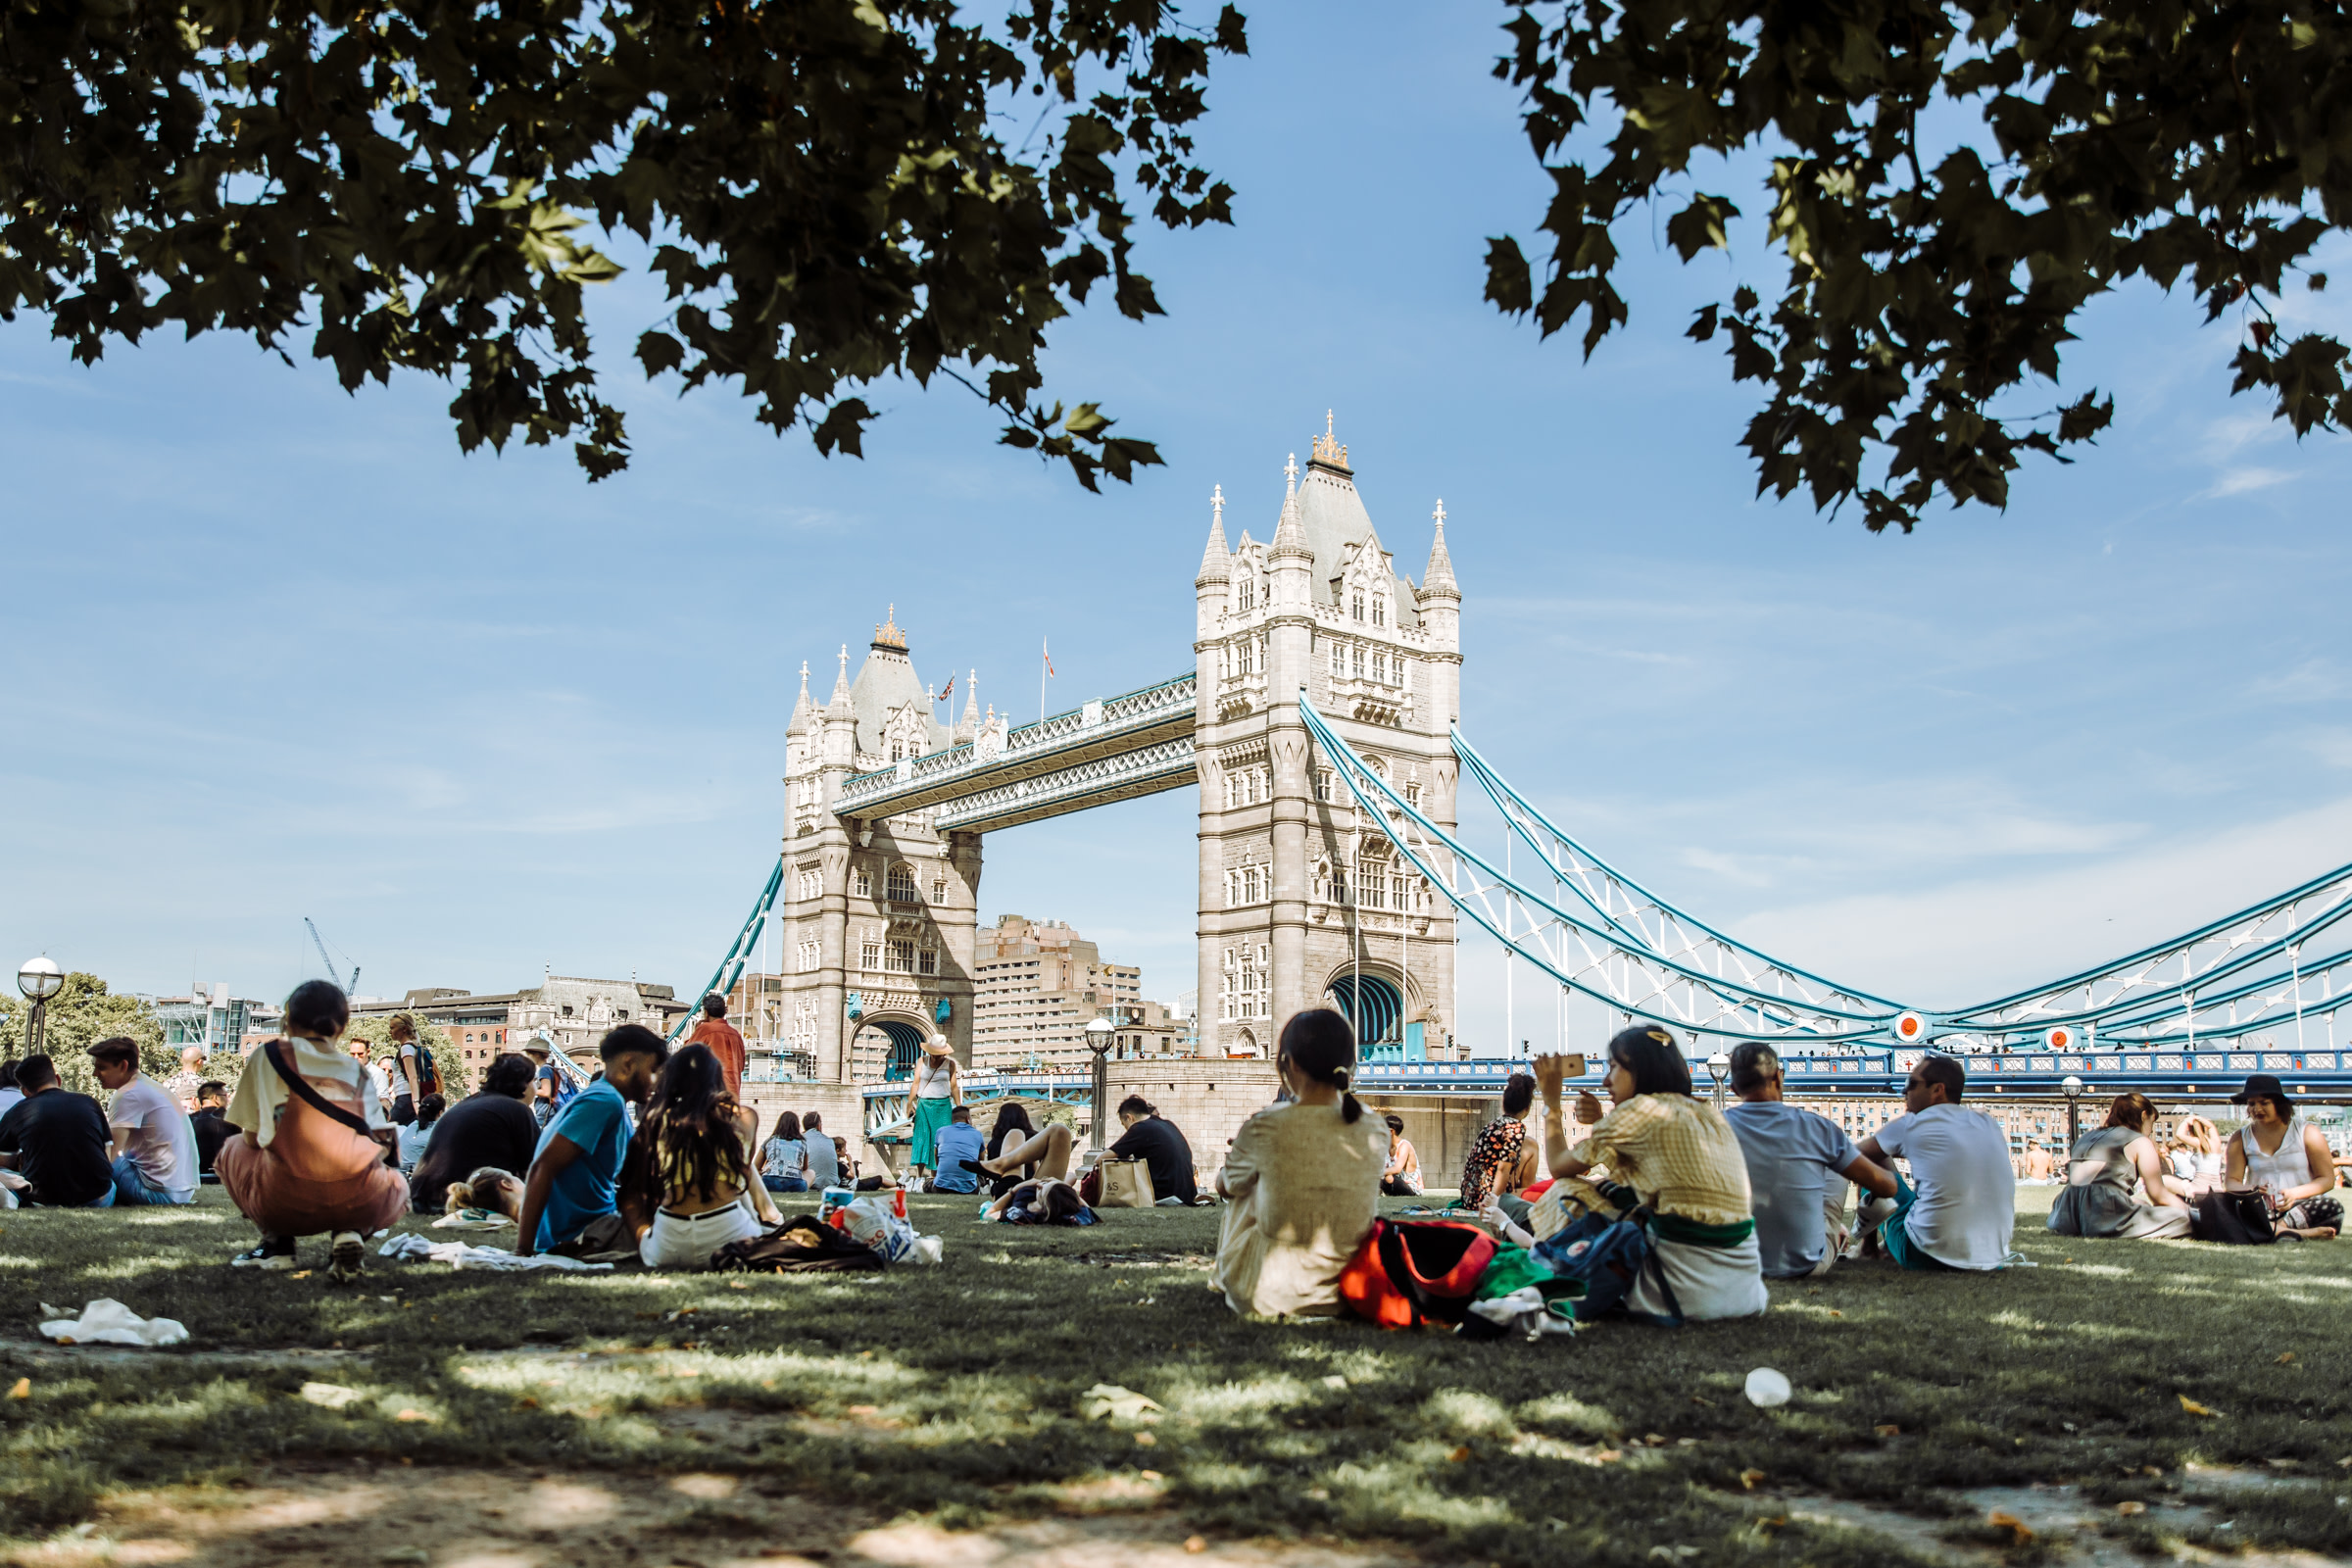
top-left (0, 0), bottom-right (1246, 488)
top-left (1485, 0), bottom-right (2350, 531)
top-left (0, 972), bottom-right (170, 1096)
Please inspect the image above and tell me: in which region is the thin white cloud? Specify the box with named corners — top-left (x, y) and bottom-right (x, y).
top-left (2201, 466), bottom-right (2293, 498)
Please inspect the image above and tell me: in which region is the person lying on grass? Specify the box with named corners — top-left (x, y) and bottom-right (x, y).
top-left (1213, 1007), bottom-right (1386, 1318)
top-left (621, 1043), bottom-right (785, 1269)
top-left (2047, 1092), bottom-right (2192, 1242)
top-left (410, 1052), bottom-right (540, 1214)
top-left (514, 1024), bottom-right (666, 1260)
top-left (444, 1166), bottom-right (523, 1221)
top-left (1535, 1026), bottom-right (1768, 1322)
top-left (973, 1121), bottom-right (1096, 1224)
top-left (1846, 1054), bottom-right (2017, 1271)
top-left (1723, 1041), bottom-right (1898, 1279)
top-left (220, 980), bottom-right (409, 1282)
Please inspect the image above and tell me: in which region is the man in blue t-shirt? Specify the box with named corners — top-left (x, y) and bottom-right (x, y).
top-left (928, 1105), bottom-right (988, 1194)
top-left (1723, 1042), bottom-right (1897, 1278)
top-left (515, 1025), bottom-right (667, 1257)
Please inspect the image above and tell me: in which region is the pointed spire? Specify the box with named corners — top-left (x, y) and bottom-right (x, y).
top-left (1309, 411), bottom-right (1350, 472)
top-left (787, 660), bottom-right (814, 735)
top-left (830, 643), bottom-right (853, 709)
top-left (1421, 499), bottom-right (1459, 600)
top-left (1196, 484), bottom-right (1231, 585)
top-left (956, 669), bottom-right (979, 741)
top-left (1270, 455), bottom-right (1312, 563)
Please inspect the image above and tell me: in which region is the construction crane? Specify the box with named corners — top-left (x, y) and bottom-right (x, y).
top-left (303, 917), bottom-right (361, 996)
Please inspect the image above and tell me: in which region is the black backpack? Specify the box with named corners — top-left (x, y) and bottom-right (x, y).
top-left (2190, 1191), bottom-right (2276, 1246)
top-left (711, 1215), bottom-right (885, 1274)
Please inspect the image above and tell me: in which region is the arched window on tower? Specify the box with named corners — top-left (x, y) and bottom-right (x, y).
top-left (886, 863), bottom-right (918, 903)
top-left (1351, 592), bottom-right (1365, 622)
top-left (1329, 642), bottom-right (1344, 678)
top-left (1238, 577), bottom-right (1254, 612)
top-left (1372, 592), bottom-right (1387, 627)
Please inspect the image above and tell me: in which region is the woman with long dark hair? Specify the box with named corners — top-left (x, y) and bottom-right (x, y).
top-left (625, 1044), bottom-right (783, 1268)
top-left (1534, 1024), bottom-right (1766, 1322)
top-left (759, 1108), bottom-right (810, 1194)
top-left (1212, 1008), bottom-right (1386, 1317)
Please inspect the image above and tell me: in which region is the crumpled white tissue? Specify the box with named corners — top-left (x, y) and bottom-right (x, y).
top-left (38, 1298), bottom-right (189, 1348)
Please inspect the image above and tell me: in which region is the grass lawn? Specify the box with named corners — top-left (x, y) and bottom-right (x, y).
top-left (0, 1186), bottom-right (2348, 1568)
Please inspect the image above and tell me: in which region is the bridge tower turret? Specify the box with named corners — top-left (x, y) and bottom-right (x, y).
top-left (772, 615), bottom-right (979, 1102)
top-left (1194, 416), bottom-right (1462, 1061)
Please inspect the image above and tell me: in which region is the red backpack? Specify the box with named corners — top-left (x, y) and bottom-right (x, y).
top-left (1339, 1219), bottom-right (1498, 1329)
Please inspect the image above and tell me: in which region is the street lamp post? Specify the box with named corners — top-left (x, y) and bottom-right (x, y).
top-left (16, 956), bottom-right (63, 1056)
top-left (1085, 1017), bottom-right (1115, 1153)
top-left (1706, 1051), bottom-right (1732, 1109)
top-left (2061, 1074), bottom-right (2085, 1152)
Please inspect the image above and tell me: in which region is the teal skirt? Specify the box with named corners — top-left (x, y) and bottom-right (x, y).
top-left (910, 1097), bottom-right (954, 1168)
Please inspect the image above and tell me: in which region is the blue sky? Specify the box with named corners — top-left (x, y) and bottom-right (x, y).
top-left (4, 2), bottom-right (2348, 1053)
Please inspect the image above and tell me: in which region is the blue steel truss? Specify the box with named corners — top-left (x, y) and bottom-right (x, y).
top-left (1301, 694), bottom-right (2352, 1054)
top-left (665, 859), bottom-right (784, 1046)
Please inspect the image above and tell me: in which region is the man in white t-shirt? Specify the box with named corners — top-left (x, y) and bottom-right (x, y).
top-left (1850, 1054), bottom-right (2016, 1270)
top-left (92, 1038), bottom-right (197, 1206)
top-left (1723, 1043), bottom-right (1898, 1278)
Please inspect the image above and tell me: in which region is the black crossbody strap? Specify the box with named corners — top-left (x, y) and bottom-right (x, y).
top-left (265, 1041), bottom-right (376, 1137)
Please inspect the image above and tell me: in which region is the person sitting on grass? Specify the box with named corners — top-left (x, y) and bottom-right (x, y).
top-left (928, 1105), bottom-right (988, 1196)
top-left (0, 1059), bottom-right (21, 1119)
top-left (396, 1092), bottom-right (446, 1175)
top-left (2047, 1092), bottom-right (2192, 1241)
top-left (444, 1166), bottom-right (523, 1220)
top-left (514, 1024), bottom-right (667, 1260)
top-left (189, 1081), bottom-right (238, 1181)
top-left (1846, 1054), bottom-right (2018, 1271)
top-left (622, 1044), bottom-right (784, 1269)
top-left (973, 1120), bottom-right (1094, 1224)
top-left (1106, 1095), bottom-right (1199, 1205)
top-left (92, 1037), bottom-right (198, 1207)
top-left (1213, 1008), bottom-right (1387, 1317)
top-left (0, 1054), bottom-right (118, 1208)
top-left (759, 1109), bottom-right (811, 1195)
top-left (219, 981), bottom-right (410, 1281)
top-left (802, 1111), bottom-right (840, 1189)
top-left (1380, 1113), bottom-right (1422, 1197)
top-left (2225, 1074), bottom-right (2341, 1238)
top-left (408, 1053), bottom-right (540, 1214)
top-left (1536, 1026), bottom-right (1768, 1321)
top-left (2167, 1116), bottom-right (2227, 1199)
top-left (1457, 1072), bottom-right (1535, 1211)
top-left (1723, 1042), bottom-right (1898, 1278)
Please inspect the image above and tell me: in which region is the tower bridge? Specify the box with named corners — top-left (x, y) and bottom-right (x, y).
top-left (665, 413), bottom-right (2352, 1175)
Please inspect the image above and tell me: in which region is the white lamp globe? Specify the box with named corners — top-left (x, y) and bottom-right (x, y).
top-left (16, 956), bottom-right (62, 1002)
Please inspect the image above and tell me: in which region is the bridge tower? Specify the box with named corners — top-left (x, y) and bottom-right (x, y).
top-left (1193, 417), bottom-right (1462, 1059)
top-left (774, 611), bottom-right (981, 1087)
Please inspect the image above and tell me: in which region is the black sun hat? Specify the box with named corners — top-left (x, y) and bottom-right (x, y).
top-left (2230, 1072), bottom-right (2295, 1113)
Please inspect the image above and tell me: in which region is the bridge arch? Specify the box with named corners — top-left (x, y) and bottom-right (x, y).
top-left (1322, 961), bottom-right (1422, 1058)
top-left (853, 1014), bottom-right (932, 1081)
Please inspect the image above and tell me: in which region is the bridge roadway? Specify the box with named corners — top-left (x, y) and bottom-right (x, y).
top-left (855, 1046), bottom-right (2352, 1140)
top-left (832, 672), bottom-right (1197, 832)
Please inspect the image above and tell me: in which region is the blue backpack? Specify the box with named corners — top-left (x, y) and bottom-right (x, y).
top-left (1534, 1205), bottom-right (1683, 1326)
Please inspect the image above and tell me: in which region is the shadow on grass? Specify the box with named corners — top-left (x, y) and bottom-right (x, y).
top-left (0, 1191), bottom-right (2347, 1566)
